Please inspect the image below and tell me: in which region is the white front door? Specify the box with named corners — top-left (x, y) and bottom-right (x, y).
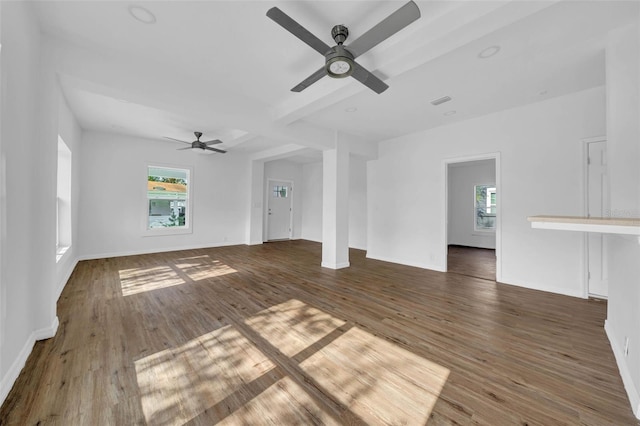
top-left (267, 180), bottom-right (292, 241)
top-left (587, 140), bottom-right (608, 298)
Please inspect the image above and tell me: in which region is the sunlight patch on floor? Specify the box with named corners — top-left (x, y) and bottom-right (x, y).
top-left (134, 325), bottom-right (276, 425)
top-left (300, 327), bottom-right (451, 424)
top-left (217, 376), bottom-right (339, 425)
top-left (119, 266), bottom-right (185, 296)
top-left (133, 299), bottom-right (449, 424)
top-left (245, 299), bottom-right (346, 357)
top-left (174, 255), bottom-right (238, 281)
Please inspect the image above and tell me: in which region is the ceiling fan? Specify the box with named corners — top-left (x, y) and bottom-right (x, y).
top-left (266, 1), bottom-right (421, 94)
top-left (165, 132), bottom-right (227, 154)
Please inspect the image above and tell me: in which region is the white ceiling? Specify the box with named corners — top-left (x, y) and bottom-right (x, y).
top-left (32, 1), bottom-right (638, 161)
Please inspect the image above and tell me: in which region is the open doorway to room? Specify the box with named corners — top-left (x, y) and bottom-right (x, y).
top-left (444, 155), bottom-right (500, 281)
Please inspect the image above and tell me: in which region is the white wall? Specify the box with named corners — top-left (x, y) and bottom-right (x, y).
top-left (348, 156), bottom-right (367, 250)
top-left (0, 1), bottom-right (40, 404)
top-left (605, 21), bottom-right (640, 418)
top-left (263, 160), bottom-right (303, 240)
top-left (368, 86), bottom-right (605, 297)
top-left (301, 161), bottom-right (323, 243)
top-left (78, 131), bottom-right (250, 258)
top-left (300, 156), bottom-right (368, 250)
top-left (56, 92), bottom-right (82, 300)
top-left (448, 160), bottom-right (496, 249)
top-left (0, 1), bottom-right (75, 405)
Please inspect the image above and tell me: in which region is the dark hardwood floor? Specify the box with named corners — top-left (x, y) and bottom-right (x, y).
top-left (1, 240), bottom-right (637, 425)
top-left (447, 245), bottom-right (496, 281)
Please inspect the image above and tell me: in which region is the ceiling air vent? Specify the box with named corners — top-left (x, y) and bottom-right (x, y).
top-left (430, 96), bottom-right (452, 106)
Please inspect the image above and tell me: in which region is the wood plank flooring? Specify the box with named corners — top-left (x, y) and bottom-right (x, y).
top-left (447, 245), bottom-right (496, 281)
top-left (1, 240), bottom-right (637, 425)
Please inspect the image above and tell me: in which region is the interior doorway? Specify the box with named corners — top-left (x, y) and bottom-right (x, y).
top-left (444, 154), bottom-right (501, 281)
top-left (266, 179), bottom-right (293, 241)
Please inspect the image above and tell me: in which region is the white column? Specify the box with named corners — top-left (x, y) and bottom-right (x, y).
top-left (247, 160), bottom-right (264, 245)
top-left (322, 141), bottom-right (350, 269)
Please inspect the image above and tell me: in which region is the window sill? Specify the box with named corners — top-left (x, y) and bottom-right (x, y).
top-left (144, 227), bottom-right (193, 237)
top-left (56, 246), bottom-right (70, 263)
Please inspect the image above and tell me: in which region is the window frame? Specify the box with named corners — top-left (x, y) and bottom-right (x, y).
top-left (56, 136), bottom-right (72, 262)
top-left (144, 163), bottom-right (194, 237)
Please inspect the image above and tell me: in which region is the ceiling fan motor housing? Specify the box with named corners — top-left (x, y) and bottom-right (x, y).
top-left (331, 25), bottom-right (349, 44)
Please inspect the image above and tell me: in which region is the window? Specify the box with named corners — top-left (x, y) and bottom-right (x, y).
top-left (273, 185), bottom-right (289, 198)
top-left (57, 136), bottom-right (72, 262)
top-left (147, 166), bottom-right (190, 232)
top-left (475, 184), bottom-right (496, 231)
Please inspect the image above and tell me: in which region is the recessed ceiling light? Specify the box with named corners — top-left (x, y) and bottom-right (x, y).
top-left (345, 107), bottom-right (358, 112)
top-left (128, 5), bottom-right (156, 24)
top-left (478, 45), bottom-right (500, 59)
top-left (444, 110), bottom-right (457, 116)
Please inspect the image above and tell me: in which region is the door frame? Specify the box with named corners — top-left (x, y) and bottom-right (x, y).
top-left (265, 178), bottom-right (294, 241)
top-left (582, 136), bottom-right (607, 298)
top-left (442, 152), bottom-right (502, 282)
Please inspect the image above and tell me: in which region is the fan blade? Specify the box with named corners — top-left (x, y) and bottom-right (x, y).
top-left (292, 67), bottom-right (326, 92)
top-left (204, 146), bottom-right (227, 154)
top-left (351, 62), bottom-right (388, 94)
top-left (202, 139), bottom-right (223, 145)
top-left (347, 1), bottom-right (420, 58)
top-left (165, 136), bottom-right (191, 145)
top-left (267, 7), bottom-right (332, 56)
top-left (177, 147), bottom-right (193, 151)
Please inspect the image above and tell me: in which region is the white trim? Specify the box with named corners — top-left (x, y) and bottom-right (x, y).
top-left (582, 136), bottom-right (607, 299)
top-left (605, 320), bottom-right (640, 419)
top-left (349, 243), bottom-right (367, 251)
top-left (1, 335), bottom-right (35, 406)
top-left (497, 276), bottom-right (583, 299)
top-left (443, 153), bottom-right (502, 281)
top-left (1, 317), bottom-right (58, 406)
top-left (77, 240), bottom-right (245, 261)
top-left (56, 257), bottom-right (79, 301)
top-left (320, 261), bottom-right (351, 270)
top-left (265, 178), bottom-right (294, 241)
top-left (34, 316), bottom-right (59, 341)
top-left (366, 253), bottom-right (446, 273)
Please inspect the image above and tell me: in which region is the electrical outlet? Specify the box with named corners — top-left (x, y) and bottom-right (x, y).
top-left (624, 336), bottom-right (630, 356)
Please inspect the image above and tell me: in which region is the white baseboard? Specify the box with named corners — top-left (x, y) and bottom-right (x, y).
top-left (605, 320), bottom-right (640, 419)
top-left (497, 276), bottom-right (584, 299)
top-left (77, 241), bottom-right (244, 261)
top-left (321, 261), bottom-right (350, 270)
top-left (34, 316), bottom-right (59, 341)
top-left (0, 316), bottom-right (58, 407)
top-left (56, 258), bottom-right (79, 301)
top-left (0, 335), bottom-right (35, 407)
top-left (365, 252), bottom-right (446, 272)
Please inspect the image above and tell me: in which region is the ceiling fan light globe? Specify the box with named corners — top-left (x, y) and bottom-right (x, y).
top-left (325, 44), bottom-right (355, 78)
top-left (196, 148), bottom-right (214, 155)
top-left (326, 56), bottom-right (353, 78)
